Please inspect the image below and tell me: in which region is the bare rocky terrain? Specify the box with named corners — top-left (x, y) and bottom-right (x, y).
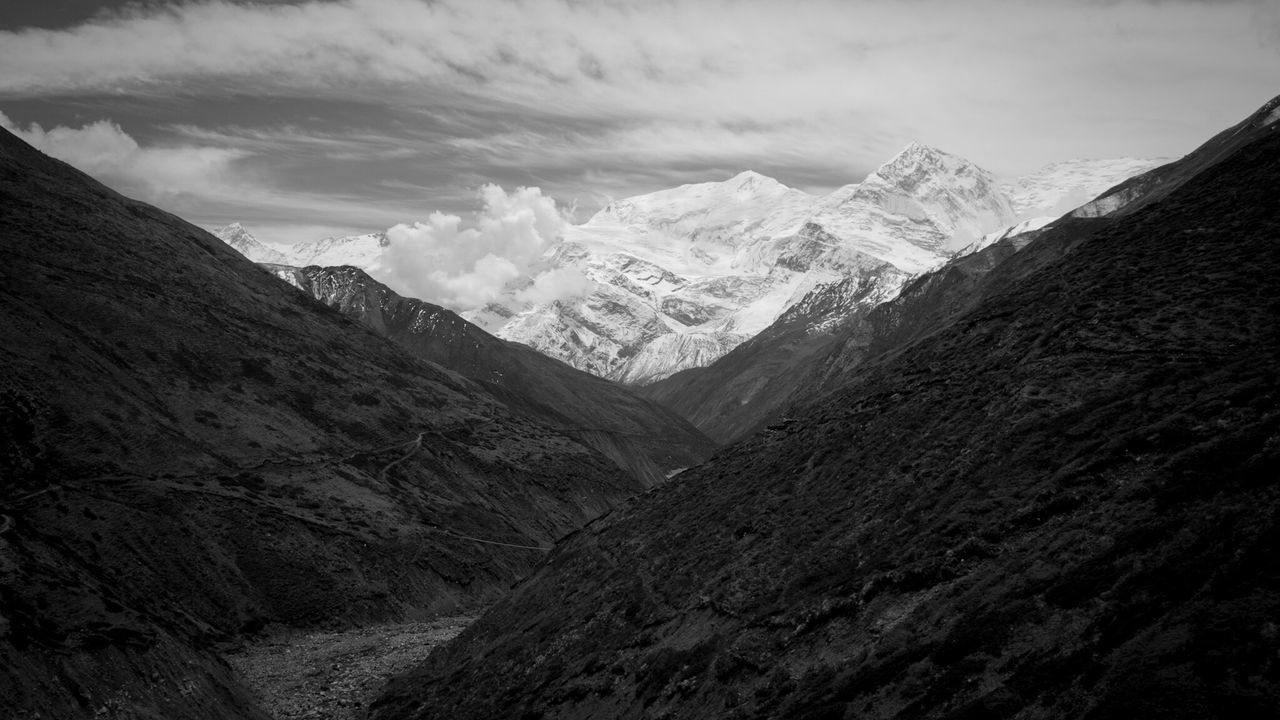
top-left (226, 617), bottom-right (471, 720)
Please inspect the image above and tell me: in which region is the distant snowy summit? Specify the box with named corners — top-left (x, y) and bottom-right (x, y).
top-left (288, 231), bottom-right (390, 269)
top-left (215, 146), bottom-right (1159, 385)
top-left (213, 222), bottom-right (290, 265)
top-left (212, 225), bottom-right (389, 270)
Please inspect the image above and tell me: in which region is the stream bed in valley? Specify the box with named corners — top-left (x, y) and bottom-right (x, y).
top-left (225, 616), bottom-right (473, 720)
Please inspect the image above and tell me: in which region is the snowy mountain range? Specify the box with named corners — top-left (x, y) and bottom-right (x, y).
top-left (213, 224), bottom-right (389, 269)
top-left (216, 148), bottom-right (1159, 385)
top-left (463, 147), bottom-right (1161, 384)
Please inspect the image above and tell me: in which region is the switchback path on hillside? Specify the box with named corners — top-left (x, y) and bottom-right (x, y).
top-left (377, 432), bottom-right (426, 482)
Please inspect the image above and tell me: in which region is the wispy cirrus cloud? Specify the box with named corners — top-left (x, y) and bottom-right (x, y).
top-left (167, 124), bottom-right (425, 161)
top-left (4, 1), bottom-right (1275, 153)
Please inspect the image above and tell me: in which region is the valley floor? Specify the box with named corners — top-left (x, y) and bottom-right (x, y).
top-left (225, 617), bottom-right (473, 720)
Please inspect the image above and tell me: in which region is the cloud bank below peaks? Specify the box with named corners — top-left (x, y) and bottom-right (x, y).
top-left (378, 185), bottom-right (591, 312)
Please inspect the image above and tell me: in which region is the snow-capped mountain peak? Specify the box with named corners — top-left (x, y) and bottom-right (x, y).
top-left (727, 169), bottom-right (780, 191)
top-left (812, 142), bottom-right (1016, 257)
top-left (590, 170), bottom-right (809, 242)
top-left (870, 142), bottom-right (991, 190)
top-left (213, 222), bottom-right (289, 264)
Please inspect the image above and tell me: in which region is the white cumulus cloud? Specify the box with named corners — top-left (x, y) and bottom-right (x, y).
top-left (0, 111), bottom-right (248, 202)
top-left (378, 185), bottom-right (574, 311)
top-left (515, 267), bottom-right (598, 306)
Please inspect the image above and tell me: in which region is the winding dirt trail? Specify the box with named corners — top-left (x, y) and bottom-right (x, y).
top-left (377, 432), bottom-right (426, 482)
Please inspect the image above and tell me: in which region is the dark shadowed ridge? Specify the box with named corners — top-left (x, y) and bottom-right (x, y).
top-left (269, 265), bottom-right (716, 485)
top-left (370, 101), bottom-right (1280, 719)
top-left (0, 127), bottom-right (644, 719)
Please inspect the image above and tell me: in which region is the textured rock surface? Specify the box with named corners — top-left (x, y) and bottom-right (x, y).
top-left (226, 617), bottom-right (471, 720)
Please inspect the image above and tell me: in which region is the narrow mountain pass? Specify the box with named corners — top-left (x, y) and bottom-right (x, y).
top-left (225, 617), bottom-right (472, 720)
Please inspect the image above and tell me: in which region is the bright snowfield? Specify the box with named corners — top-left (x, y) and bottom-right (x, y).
top-left (215, 224), bottom-right (390, 270)
top-left (218, 146), bottom-right (1160, 385)
top-left (215, 222), bottom-right (290, 265)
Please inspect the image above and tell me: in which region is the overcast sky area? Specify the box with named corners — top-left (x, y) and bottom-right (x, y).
top-left (0, 0), bottom-right (1277, 245)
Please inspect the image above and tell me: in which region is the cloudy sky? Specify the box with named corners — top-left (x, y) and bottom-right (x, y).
top-left (1, 0), bottom-right (1276, 246)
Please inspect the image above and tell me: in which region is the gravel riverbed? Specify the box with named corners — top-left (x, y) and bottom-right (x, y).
top-left (225, 617), bottom-right (473, 720)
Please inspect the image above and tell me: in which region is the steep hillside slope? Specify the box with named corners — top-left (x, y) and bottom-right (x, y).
top-left (372, 115), bottom-right (1280, 719)
top-left (0, 128), bottom-right (640, 719)
top-left (271, 265), bottom-right (715, 484)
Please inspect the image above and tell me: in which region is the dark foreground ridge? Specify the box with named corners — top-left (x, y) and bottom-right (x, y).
top-left (371, 110), bottom-right (1280, 717)
top-left (0, 127), bottom-right (644, 718)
